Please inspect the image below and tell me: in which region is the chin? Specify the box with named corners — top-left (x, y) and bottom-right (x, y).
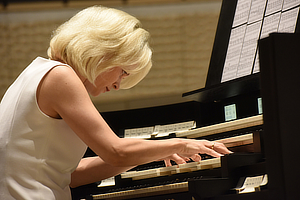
top-left (92, 93), bottom-right (101, 97)
top-left (93, 90), bottom-right (105, 96)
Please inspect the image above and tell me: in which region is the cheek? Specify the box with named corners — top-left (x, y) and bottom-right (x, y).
top-left (84, 81), bottom-right (100, 96)
top-left (96, 73), bottom-right (118, 87)
top-left (95, 77), bottom-right (107, 88)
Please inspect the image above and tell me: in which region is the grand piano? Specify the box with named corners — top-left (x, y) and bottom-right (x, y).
top-left (71, 0), bottom-right (300, 199)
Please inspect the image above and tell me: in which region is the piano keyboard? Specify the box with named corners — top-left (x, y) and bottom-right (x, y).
top-left (93, 181), bottom-right (189, 200)
top-left (121, 157), bottom-right (221, 180)
top-left (92, 116), bottom-right (263, 200)
top-left (120, 132), bottom-right (254, 181)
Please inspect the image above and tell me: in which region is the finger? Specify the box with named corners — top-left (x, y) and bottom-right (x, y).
top-left (190, 154), bottom-right (201, 162)
top-left (205, 148), bottom-right (223, 158)
top-left (176, 154), bottom-right (191, 162)
top-left (171, 154), bottom-right (188, 165)
top-left (164, 159), bottom-right (172, 167)
top-left (210, 142), bottom-right (233, 155)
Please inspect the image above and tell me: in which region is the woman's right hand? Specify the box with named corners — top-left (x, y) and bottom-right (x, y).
top-left (161, 139), bottom-right (232, 167)
top-left (178, 139), bottom-right (232, 159)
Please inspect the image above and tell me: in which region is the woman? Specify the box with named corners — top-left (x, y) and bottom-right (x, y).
top-left (0, 6), bottom-right (231, 200)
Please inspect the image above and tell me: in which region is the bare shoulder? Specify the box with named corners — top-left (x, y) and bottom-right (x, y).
top-left (46, 65), bottom-right (80, 84)
top-left (37, 65), bottom-right (89, 119)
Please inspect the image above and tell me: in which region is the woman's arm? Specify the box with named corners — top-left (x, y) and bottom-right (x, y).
top-left (70, 156), bottom-right (135, 188)
top-left (38, 66), bottom-right (231, 167)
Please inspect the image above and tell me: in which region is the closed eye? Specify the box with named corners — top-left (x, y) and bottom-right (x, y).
top-left (122, 70), bottom-right (130, 77)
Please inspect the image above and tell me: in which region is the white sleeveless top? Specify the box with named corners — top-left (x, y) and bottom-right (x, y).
top-left (0, 57), bottom-right (87, 200)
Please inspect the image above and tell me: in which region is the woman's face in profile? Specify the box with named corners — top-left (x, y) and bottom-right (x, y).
top-left (83, 67), bottom-right (129, 96)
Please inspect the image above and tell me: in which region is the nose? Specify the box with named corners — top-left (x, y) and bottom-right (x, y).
top-left (112, 78), bottom-right (121, 90)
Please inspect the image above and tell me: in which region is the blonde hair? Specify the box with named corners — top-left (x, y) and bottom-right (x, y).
top-left (48, 6), bottom-right (152, 89)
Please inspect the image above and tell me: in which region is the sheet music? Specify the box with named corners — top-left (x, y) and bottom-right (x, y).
top-left (253, 12), bottom-right (281, 73)
top-left (232, 0), bottom-right (252, 27)
top-left (124, 126), bottom-right (154, 139)
top-left (124, 121), bottom-right (196, 139)
top-left (248, 0), bottom-right (267, 24)
top-left (265, 0), bottom-right (284, 16)
top-left (222, 25), bottom-right (247, 82)
top-left (221, 0), bottom-right (299, 83)
top-left (236, 21), bottom-right (262, 78)
top-left (252, 51), bottom-right (260, 73)
top-left (97, 177), bottom-right (115, 187)
top-left (278, 7), bottom-right (300, 32)
top-left (261, 12), bottom-right (281, 38)
top-left (282, 0), bottom-right (300, 11)
top-left (253, 12), bottom-right (281, 72)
